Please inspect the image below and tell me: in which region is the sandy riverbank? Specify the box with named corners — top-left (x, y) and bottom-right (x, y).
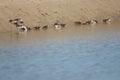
top-left (0, 0), bottom-right (120, 32)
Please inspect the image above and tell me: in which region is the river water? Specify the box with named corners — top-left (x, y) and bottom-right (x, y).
top-left (0, 23), bottom-right (120, 80)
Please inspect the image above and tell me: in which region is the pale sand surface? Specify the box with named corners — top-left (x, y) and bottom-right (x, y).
top-left (0, 0), bottom-right (120, 31)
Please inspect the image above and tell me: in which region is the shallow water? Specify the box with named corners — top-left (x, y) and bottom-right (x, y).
top-left (0, 23), bottom-right (120, 80)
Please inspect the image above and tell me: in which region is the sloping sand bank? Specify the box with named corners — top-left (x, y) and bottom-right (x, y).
top-left (0, 0), bottom-right (120, 31)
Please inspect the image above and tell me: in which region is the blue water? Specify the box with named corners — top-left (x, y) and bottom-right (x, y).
top-left (0, 24), bottom-right (120, 80)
